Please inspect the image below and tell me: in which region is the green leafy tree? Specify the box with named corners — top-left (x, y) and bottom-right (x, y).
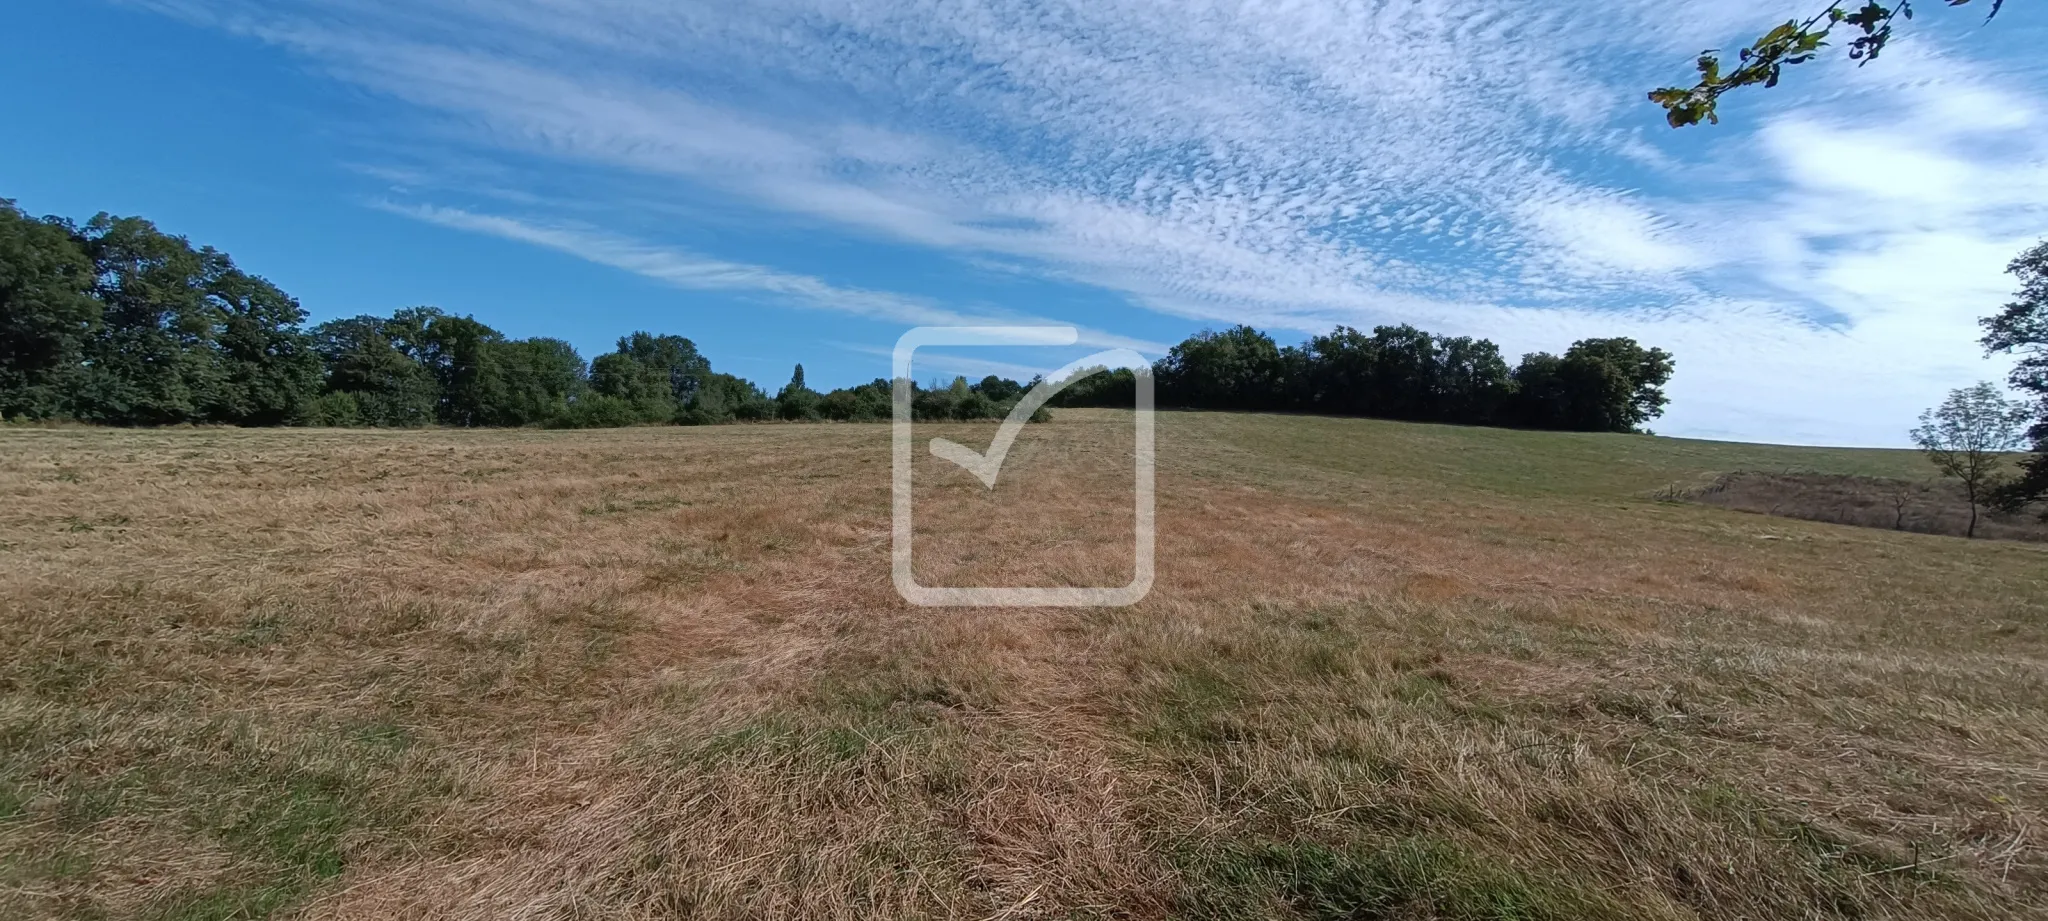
top-left (776, 363), bottom-right (823, 420)
top-left (1508, 339), bottom-right (1675, 433)
top-left (1048, 367), bottom-right (1140, 408)
top-left (549, 393), bottom-right (643, 429)
top-left (821, 379), bottom-right (894, 421)
top-left (1566, 338), bottom-right (1675, 432)
top-left (298, 390), bottom-right (367, 427)
top-left (953, 384), bottom-right (997, 420)
top-left (820, 387), bottom-right (861, 421)
top-left (590, 332), bottom-right (709, 422)
top-left (488, 337), bottom-right (587, 426)
top-left (364, 308), bottom-right (596, 428)
top-left (3, 206), bottom-right (318, 425)
top-left (310, 315), bottom-right (439, 426)
top-left (202, 265), bottom-right (322, 425)
top-left (1157, 325), bottom-right (1287, 410)
top-left (70, 214), bottom-right (228, 424)
top-left (1436, 335), bottom-right (1514, 424)
top-left (0, 201), bottom-right (98, 419)
top-left (1048, 323), bottom-right (1665, 432)
top-left (3, 203), bottom-right (1684, 436)
top-left (402, 310), bottom-right (507, 427)
top-left (1978, 239), bottom-right (2048, 508)
top-left (912, 376), bottom-right (957, 420)
top-left (1651, 1), bottom-right (2008, 127)
top-left (62, 214), bottom-right (318, 425)
top-left (973, 375), bottom-right (1025, 402)
top-left (1910, 382), bottom-right (2031, 537)
top-left (544, 392), bottom-right (630, 427)
top-left (589, 352), bottom-right (658, 418)
top-left (1506, 351), bottom-right (1573, 430)
top-left (315, 312), bottom-right (587, 428)
top-left (1301, 326), bottom-right (1380, 415)
top-left (1366, 325), bottom-right (1444, 421)
top-left (681, 372), bottom-right (775, 425)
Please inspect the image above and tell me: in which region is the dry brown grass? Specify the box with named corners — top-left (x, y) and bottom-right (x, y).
top-left (2, 411), bottom-right (2044, 920)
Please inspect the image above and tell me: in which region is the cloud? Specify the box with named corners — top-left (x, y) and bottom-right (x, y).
top-left (135, 0), bottom-right (2048, 444)
top-left (384, 202), bottom-right (1165, 354)
top-left (1513, 192), bottom-right (1711, 282)
top-left (830, 343), bottom-right (1103, 385)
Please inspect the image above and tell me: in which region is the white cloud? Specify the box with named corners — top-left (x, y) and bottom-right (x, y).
top-left (135, 0), bottom-right (2048, 444)
top-left (1515, 191), bottom-right (1712, 281)
top-left (384, 202), bottom-right (1165, 354)
top-left (831, 343), bottom-right (1096, 385)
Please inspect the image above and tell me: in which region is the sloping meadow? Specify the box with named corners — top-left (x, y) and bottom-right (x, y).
top-left (1, 412), bottom-right (2043, 920)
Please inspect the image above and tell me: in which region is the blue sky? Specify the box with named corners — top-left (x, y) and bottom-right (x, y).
top-left (4, 1), bottom-right (2045, 445)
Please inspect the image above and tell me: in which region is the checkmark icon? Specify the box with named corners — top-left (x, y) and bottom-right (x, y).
top-left (892, 330), bottom-right (1155, 607)
top-left (927, 370), bottom-right (1085, 489)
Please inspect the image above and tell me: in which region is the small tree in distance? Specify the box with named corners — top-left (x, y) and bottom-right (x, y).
top-left (776, 363), bottom-right (822, 421)
top-left (1909, 382), bottom-right (2031, 538)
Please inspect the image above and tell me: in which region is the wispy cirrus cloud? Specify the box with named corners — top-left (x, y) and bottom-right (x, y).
top-left (385, 202), bottom-right (1164, 354)
top-left (830, 343), bottom-right (1135, 386)
top-left (129, 0), bottom-right (2048, 444)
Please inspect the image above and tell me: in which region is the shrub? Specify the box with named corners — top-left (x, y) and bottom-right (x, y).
top-left (777, 387), bottom-right (822, 421)
top-left (913, 386), bottom-right (958, 422)
top-left (296, 391), bottom-right (364, 427)
top-left (547, 394), bottom-right (644, 429)
top-left (953, 391), bottom-right (997, 420)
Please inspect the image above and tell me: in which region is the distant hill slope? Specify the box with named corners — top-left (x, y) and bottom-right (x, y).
top-left (1151, 409), bottom-right (1930, 499)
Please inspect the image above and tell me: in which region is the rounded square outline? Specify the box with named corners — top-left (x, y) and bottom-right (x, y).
top-left (892, 327), bottom-right (1155, 607)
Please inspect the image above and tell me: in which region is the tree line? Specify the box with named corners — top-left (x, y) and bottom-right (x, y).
top-left (1052, 325), bottom-right (1674, 433)
top-left (0, 201), bottom-right (1048, 428)
top-left (3, 199), bottom-right (1675, 433)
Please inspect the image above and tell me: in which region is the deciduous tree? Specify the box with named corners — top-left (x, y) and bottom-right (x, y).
top-left (204, 265), bottom-right (322, 426)
top-left (488, 337), bottom-right (587, 426)
top-left (776, 363), bottom-right (823, 421)
top-left (310, 315), bottom-right (439, 426)
top-left (591, 331), bottom-right (710, 423)
top-left (1157, 325), bottom-right (1287, 410)
top-left (0, 201), bottom-right (98, 419)
top-left (1979, 239), bottom-right (2048, 509)
top-left (1909, 382), bottom-right (2030, 538)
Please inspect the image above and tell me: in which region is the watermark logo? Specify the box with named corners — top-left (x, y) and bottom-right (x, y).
top-left (892, 327), bottom-right (1154, 607)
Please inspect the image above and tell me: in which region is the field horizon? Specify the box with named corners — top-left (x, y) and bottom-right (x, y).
top-left (3, 409), bottom-right (2043, 920)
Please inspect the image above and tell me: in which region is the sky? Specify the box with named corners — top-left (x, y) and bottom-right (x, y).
top-left (4, 1), bottom-right (2046, 446)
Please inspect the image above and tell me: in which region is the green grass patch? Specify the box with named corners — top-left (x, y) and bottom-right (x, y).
top-left (1178, 837), bottom-right (1629, 921)
top-left (0, 710), bottom-right (459, 921)
top-left (1196, 412), bottom-right (1930, 501)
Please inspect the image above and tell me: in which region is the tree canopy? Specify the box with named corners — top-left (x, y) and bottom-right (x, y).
top-left (1107, 324), bottom-right (1673, 434)
top-left (1909, 381), bottom-right (2031, 537)
top-left (0, 201), bottom-right (98, 420)
top-left (2, 198), bottom-right (1677, 435)
top-left (1650, 1), bottom-right (2008, 127)
top-left (1, 201), bottom-right (323, 426)
top-left (1979, 239), bottom-right (2048, 508)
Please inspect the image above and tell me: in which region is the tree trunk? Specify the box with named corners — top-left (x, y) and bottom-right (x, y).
top-left (1967, 488), bottom-right (1979, 539)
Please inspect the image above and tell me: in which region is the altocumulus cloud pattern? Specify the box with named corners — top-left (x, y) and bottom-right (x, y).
top-left (135, 0), bottom-right (2048, 444)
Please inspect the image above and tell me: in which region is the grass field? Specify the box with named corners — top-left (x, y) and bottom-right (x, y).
top-left (2, 410), bottom-right (2044, 920)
